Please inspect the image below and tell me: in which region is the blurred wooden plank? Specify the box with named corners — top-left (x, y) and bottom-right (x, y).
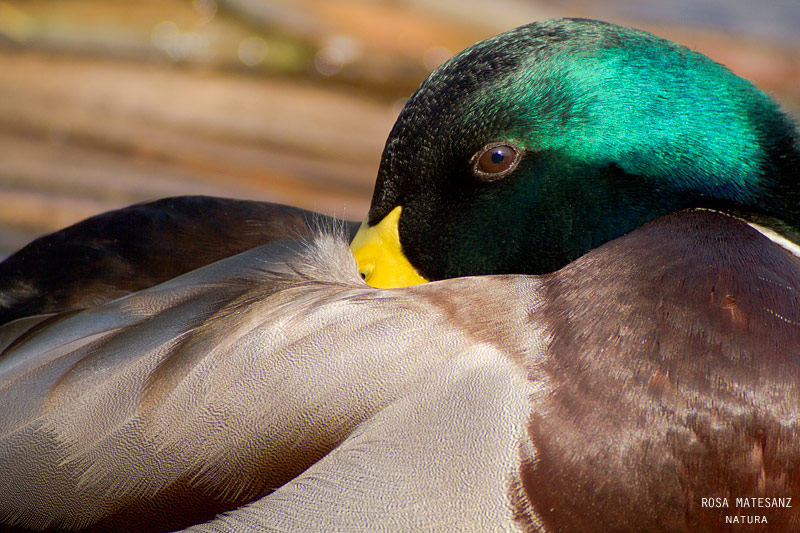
top-left (0, 49), bottom-right (400, 255)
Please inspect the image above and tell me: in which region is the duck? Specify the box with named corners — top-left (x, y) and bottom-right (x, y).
top-left (1, 17), bottom-right (799, 532)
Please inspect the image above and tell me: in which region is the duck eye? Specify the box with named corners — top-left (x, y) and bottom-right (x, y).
top-left (472, 143), bottom-right (520, 181)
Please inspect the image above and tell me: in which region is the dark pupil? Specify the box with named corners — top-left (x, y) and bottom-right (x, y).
top-left (491, 151), bottom-right (505, 164)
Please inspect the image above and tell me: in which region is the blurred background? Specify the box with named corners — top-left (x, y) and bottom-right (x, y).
top-left (0, 0), bottom-right (798, 257)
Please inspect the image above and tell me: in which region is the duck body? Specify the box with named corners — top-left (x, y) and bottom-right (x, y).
top-left (2, 16), bottom-right (800, 532)
top-left (1, 209), bottom-right (800, 531)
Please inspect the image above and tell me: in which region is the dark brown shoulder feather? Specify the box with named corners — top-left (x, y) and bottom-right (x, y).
top-left (0, 196), bottom-right (358, 324)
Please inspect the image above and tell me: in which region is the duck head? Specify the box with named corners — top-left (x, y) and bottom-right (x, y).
top-left (351, 18), bottom-right (800, 288)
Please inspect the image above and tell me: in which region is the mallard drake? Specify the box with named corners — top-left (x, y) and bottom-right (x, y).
top-left (1, 18), bottom-right (799, 532)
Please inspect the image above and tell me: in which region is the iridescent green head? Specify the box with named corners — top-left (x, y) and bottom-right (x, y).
top-left (351, 18), bottom-right (800, 287)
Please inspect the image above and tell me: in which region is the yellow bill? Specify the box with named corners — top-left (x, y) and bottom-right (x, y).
top-left (349, 206), bottom-right (429, 288)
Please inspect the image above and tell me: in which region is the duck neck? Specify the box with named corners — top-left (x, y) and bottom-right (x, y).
top-left (728, 120), bottom-right (800, 245)
top-left (744, 216), bottom-right (800, 259)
